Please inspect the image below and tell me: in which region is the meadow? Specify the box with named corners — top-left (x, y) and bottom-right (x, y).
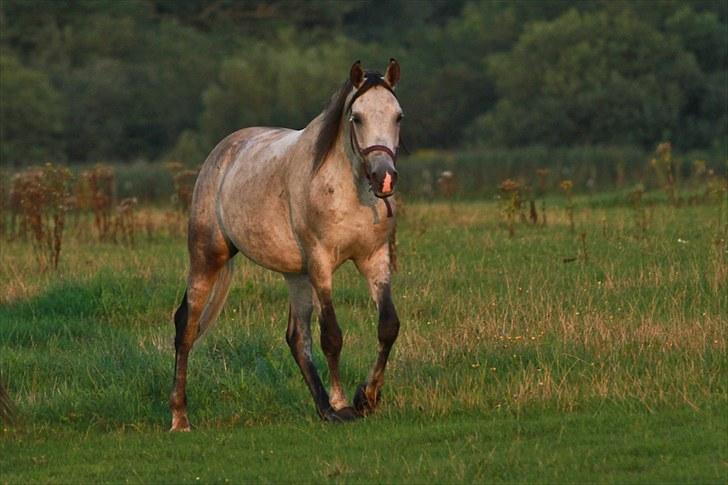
top-left (1, 191), bottom-right (726, 482)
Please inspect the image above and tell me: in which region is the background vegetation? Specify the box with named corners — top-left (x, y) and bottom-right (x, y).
top-left (1, 0), bottom-right (726, 169)
top-left (1, 1), bottom-right (727, 482)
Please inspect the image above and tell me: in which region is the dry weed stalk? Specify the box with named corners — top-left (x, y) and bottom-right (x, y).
top-left (704, 167), bottom-right (727, 203)
top-left (166, 161), bottom-right (198, 214)
top-left (536, 168), bottom-right (550, 194)
top-left (113, 197), bottom-right (138, 246)
top-left (628, 183), bottom-right (648, 238)
top-left (173, 170), bottom-right (198, 213)
top-left (649, 141), bottom-right (677, 205)
top-left (559, 179), bottom-right (575, 233)
top-left (499, 178), bottom-right (522, 238)
top-left (80, 165), bottom-right (115, 240)
top-left (536, 168), bottom-right (550, 226)
top-left (437, 170), bottom-right (457, 199)
top-left (0, 172), bottom-right (8, 240)
top-left (8, 172), bottom-right (30, 240)
top-left (11, 164), bottom-right (71, 270)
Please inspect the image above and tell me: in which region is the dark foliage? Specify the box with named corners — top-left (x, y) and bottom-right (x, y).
top-left (0, 0), bottom-right (725, 166)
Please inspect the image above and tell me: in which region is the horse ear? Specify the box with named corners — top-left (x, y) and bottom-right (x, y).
top-left (350, 60), bottom-right (364, 88)
top-left (384, 58), bottom-right (400, 89)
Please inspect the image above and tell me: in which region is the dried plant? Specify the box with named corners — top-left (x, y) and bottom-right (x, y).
top-left (649, 142), bottom-right (677, 205)
top-left (0, 171), bottom-right (8, 240)
top-left (559, 179), bottom-right (575, 233)
top-left (437, 170), bottom-right (457, 199)
top-left (705, 168), bottom-right (727, 203)
top-left (165, 160), bottom-right (185, 176)
top-left (536, 168), bottom-right (550, 194)
top-left (499, 178), bottom-right (522, 238)
top-left (12, 164), bottom-right (71, 270)
top-left (629, 183), bottom-right (648, 238)
top-left (8, 171), bottom-right (30, 240)
top-left (113, 197), bottom-right (138, 246)
top-left (173, 170), bottom-right (198, 213)
top-left (80, 165), bottom-right (115, 240)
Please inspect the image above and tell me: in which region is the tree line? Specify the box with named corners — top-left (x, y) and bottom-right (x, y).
top-left (1, 0), bottom-right (726, 167)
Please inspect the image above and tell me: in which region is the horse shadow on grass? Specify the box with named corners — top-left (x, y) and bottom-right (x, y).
top-left (0, 272), bottom-right (325, 429)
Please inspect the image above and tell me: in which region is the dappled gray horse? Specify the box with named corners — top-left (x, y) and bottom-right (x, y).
top-left (170, 60), bottom-right (403, 431)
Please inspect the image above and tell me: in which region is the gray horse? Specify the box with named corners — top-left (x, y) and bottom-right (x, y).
top-left (170, 60), bottom-right (403, 431)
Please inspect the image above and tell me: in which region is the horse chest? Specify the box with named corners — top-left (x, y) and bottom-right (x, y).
top-left (315, 203), bottom-right (391, 262)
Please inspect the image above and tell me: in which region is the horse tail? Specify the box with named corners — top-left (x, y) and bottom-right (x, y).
top-left (197, 258), bottom-right (235, 337)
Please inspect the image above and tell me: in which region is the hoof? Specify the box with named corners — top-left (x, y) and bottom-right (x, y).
top-left (322, 406), bottom-right (361, 423)
top-left (170, 413), bottom-right (191, 432)
top-left (353, 383), bottom-right (380, 416)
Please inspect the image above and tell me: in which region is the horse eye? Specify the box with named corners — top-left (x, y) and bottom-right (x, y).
top-left (396, 113), bottom-right (404, 123)
top-left (350, 114), bottom-right (362, 125)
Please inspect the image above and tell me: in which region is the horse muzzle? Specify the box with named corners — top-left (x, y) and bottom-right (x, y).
top-left (367, 156), bottom-right (398, 198)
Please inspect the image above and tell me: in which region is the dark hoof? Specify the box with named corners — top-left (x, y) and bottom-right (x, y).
top-left (353, 383), bottom-right (380, 416)
top-left (322, 406), bottom-right (360, 423)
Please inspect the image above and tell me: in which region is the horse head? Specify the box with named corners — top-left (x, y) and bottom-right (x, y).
top-left (346, 59), bottom-right (402, 198)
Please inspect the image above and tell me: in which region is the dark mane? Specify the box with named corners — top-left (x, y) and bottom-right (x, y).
top-left (312, 71), bottom-right (394, 172)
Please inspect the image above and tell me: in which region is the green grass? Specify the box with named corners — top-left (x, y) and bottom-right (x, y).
top-left (3, 410), bottom-right (725, 483)
top-left (1, 198), bottom-right (726, 483)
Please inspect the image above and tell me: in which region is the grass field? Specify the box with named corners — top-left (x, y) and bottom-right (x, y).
top-left (1, 198), bottom-right (726, 483)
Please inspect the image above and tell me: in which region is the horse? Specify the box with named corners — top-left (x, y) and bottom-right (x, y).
top-left (170, 59), bottom-right (404, 431)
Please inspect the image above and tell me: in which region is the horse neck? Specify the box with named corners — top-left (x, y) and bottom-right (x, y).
top-left (324, 121), bottom-right (376, 206)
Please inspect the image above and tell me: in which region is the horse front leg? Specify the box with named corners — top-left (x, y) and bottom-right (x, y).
top-left (284, 274), bottom-right (357, 422)
top-left (354, 245), bottom-right (400, 415)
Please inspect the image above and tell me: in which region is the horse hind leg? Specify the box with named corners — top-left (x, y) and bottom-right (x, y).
top-left (170, 257), bottom-right (235, 432)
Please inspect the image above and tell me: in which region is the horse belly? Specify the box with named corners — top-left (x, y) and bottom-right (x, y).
top-left (235, 223), bottom-right (304, 274)
top-left (218, 162), bottom-right (304, 274)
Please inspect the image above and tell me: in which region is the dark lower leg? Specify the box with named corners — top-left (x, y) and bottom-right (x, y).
top-left (286, 306), bottom-right (331, 416)
top-left (356, 288), bottom-right (399, 413)
top-left (170, 292), bottom-right (191, 430)
top-left (319, 301), bottom-right (347, 409)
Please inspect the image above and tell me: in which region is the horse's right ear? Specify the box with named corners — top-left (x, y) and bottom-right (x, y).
top-left (350, 61), bottom-right (365, 88)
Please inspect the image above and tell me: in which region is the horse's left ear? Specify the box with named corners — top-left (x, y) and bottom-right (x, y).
top-left (383, 58), bottom-right (400, 89)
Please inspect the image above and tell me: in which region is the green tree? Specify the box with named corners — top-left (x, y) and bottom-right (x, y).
top-left (0, 53), bottom-right (64, 165)
top-left (198, 35), bottom-right (376, 148)
top-left (470, 9), bottom-right (702, 148)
